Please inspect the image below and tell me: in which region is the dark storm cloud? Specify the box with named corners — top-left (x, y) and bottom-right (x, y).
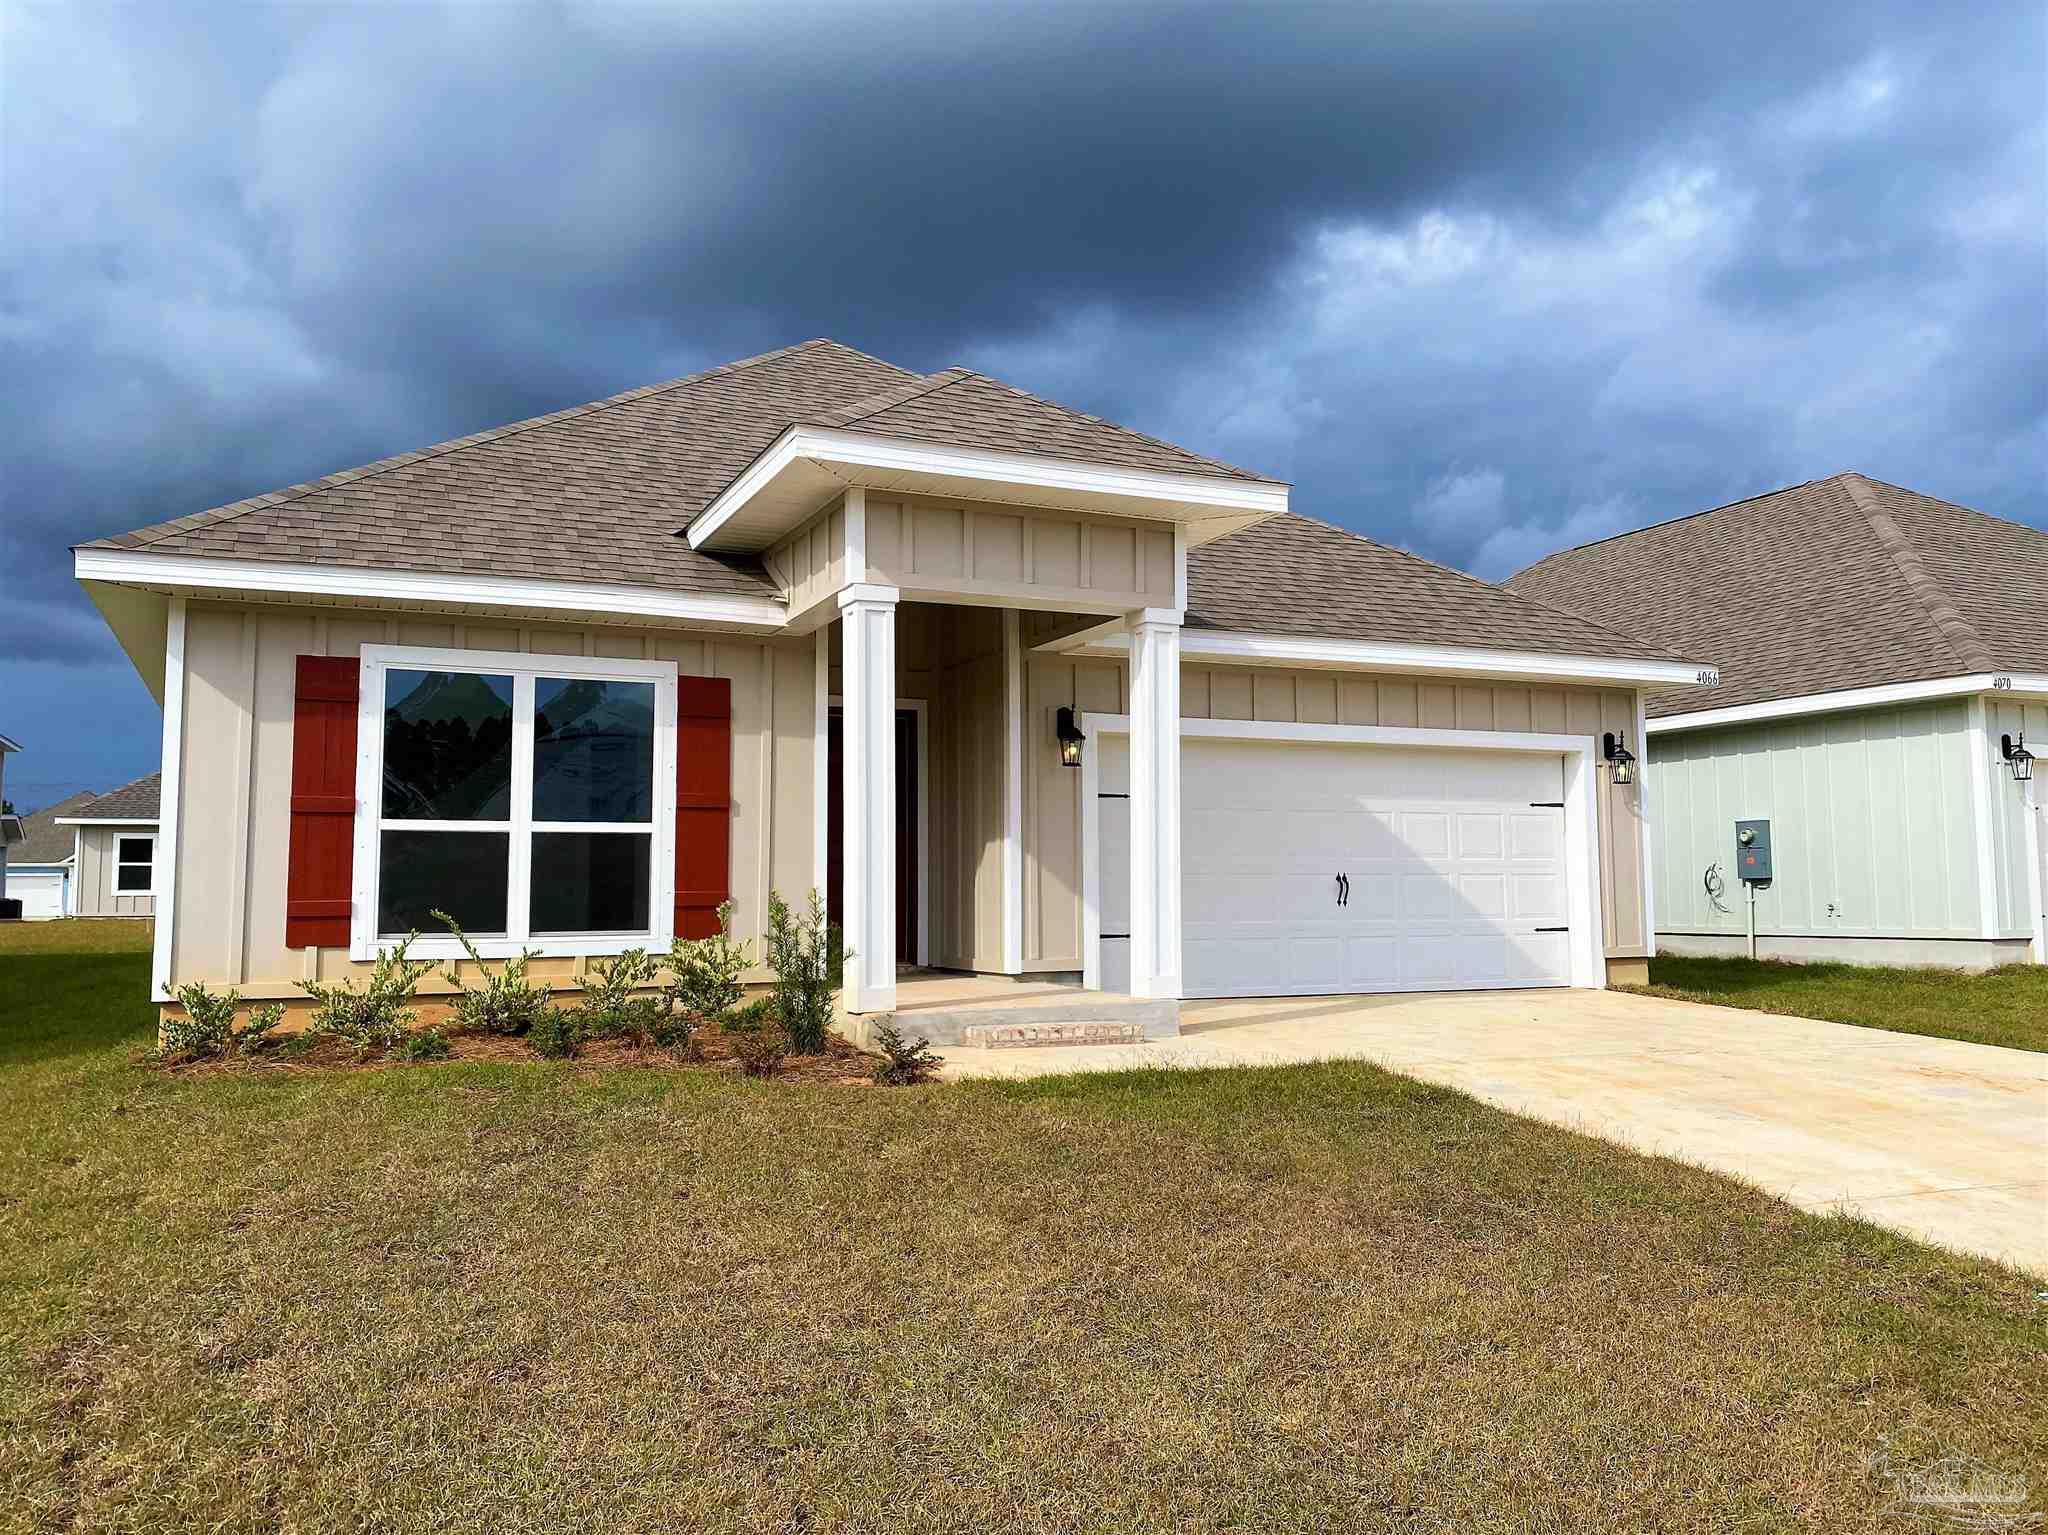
top-left (2, 0), bottom-right (2041, 798)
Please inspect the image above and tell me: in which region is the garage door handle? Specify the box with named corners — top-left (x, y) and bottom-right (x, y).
top-left (1334, 872), bottom-right (1349, 906)
top-left (1534, 926), bottom-right (1568, 933)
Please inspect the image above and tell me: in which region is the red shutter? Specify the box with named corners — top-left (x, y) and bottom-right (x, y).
top-left (285, 655), bottom-right (360, 948)
top-left (674, 675), bottom-right (733, 940)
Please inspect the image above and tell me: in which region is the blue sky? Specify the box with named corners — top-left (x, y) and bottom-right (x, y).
top-left (2, 1), bottom-right (2041, 810)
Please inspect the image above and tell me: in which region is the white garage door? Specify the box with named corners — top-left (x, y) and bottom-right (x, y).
top-left (9, 870), bottom-right (68, 920)
top-left (1100, 735), bottom-right (1576, 998)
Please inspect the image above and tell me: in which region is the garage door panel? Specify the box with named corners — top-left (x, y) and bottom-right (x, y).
top-left (1167, 738), bottom-right (1576, 999)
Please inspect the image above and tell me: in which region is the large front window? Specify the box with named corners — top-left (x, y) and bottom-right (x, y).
top-left (355, 647), bottom-right (676, 958)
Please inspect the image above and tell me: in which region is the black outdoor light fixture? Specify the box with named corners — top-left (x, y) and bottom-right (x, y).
top-left (2002, 732), bottom-right (2034, 783)
top-left (1602, 730), bottom-right (1637, 786)
top-left (1056, 706), bottom-right (1087, 768)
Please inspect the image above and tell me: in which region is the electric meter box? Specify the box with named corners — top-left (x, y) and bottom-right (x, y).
top-left (1734, 819), bottom-right (1773, 883)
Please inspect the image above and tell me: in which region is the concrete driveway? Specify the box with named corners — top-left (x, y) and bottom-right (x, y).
top-left (937, 988), bottom-right (2048, 1274)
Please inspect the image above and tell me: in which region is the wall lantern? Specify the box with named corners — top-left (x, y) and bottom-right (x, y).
top-left (1601, 730), bottom-right (1637, 786)
top-left (2002, 732), bottom-right (2034, 783)
top-left (1056, 706), bottom-right (1087, 768)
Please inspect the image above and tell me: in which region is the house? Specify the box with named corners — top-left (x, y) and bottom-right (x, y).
top-left (5, 789), bottom-right (100, 919)
top-left (51, 774), bottom-right (163, 919)
top-left (1511, 473), bottom-right (2046, 969)
top-left (72, 339), bottom-right (1707, 1037)
top-left (0, 732), bottom-right (22, 913)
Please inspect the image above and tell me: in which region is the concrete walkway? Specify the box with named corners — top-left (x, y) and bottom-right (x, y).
top-left (937, 989), bottom-right (2048, 1274)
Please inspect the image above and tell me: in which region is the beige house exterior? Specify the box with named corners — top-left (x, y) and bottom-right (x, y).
top-left (74, 340), bottom-right (1705, 1032)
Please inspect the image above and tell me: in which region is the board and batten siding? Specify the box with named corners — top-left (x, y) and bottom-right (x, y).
top-left (1650, 700), bottom-right (1999, 941)
top-left (75, 824), bottom-right (156, 917)
top-left (1021, 658), bottom-right (1649, 973)
top-left (1985, 696), bottom-right (2048, 940)
top-left (169, 600), bottom-right (819, 997)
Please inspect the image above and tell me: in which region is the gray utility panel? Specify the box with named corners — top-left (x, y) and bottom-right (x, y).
top-left (1735, 819), bottom-right (1773, 883)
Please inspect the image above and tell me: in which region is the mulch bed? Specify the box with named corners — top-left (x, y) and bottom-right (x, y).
top-left (154, 1021), bottom-right (891, 1087)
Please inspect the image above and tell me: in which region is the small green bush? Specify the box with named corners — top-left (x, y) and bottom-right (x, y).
top-left (434, 912), bottom-right (551, 1035)
top-left (301, 937), bottom-right (433, 1055)
top-left (666, 901), bottom-right (752, 1025)
top-left (579, 949), bottom-right (666, 1041)
top-left (870, 1020), bottom-right (941, 1086)
top-left (161, 983), bottom-right (287, 1062)
top-left (764, 889), bottom-right (843, 1056)
top-left (527, 1005), bottom-right (582, 1060)
top-left (723, 995), bottom-right (787, 1077)
top-left (393, 1027), bottom-right (451, 1062)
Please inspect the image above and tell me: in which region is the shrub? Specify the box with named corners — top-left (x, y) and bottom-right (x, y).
top-left (723, 995), bottom-right (787, 1077)
top-left (870, 1020), bottom-right (942, 1086)
top-left (763, 889), bottom-right (844, 1055)
top-left (665, 902), bottom-right (752, 1025)
top-left (161, 983), bottom-right (288, 1062)
top-left (394, 1027), bottom-right (451, 1062)
top-left (579, 949), bottom-right (666, 1042)
top-left (434, 912), bottom-right (551, 1035)
top-left (301, 937), bottom-right (433, 1055)
top-left (527, 1005), bottom-right (582, 1060)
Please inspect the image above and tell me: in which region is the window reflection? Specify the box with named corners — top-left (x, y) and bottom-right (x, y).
top-left (533, 678), bottom-right (655, 823)
top-left (382, 670), bottom-right (514, 820)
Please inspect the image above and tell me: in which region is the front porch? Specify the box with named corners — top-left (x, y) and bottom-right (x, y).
top-left (836, 968), bottom-right (1179, 1049)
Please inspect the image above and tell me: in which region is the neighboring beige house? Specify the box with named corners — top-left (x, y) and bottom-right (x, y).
top-left (5, 789), bottom-right (100, 919)
top-left (1512, 474), bottom-right (2046, 969)
top-left (54, 773), bottom-right (162, 919)
top-left (74, 339), bottom-right (1708, 1037)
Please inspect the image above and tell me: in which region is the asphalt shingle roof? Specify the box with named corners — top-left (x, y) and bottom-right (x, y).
top-left (1189, 513), bottom-right (1685, 664)
top-left (11, 790), bottom-right (97, 865)
top-left (70, 773), bottom-right (161, 822)
top-left (1507, 473), bottom-right (2048, 717)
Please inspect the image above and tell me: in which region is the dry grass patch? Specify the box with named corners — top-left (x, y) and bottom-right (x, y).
top-left (3, 951), bottom-right (2044, 1533)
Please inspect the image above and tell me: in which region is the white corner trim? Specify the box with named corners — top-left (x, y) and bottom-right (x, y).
top-left (73, 547), bottom-right (789, 630)
top-left (1077, 714), bottom-right (1608, 993)
top-left (1967, 696), bottom-right (2002, 940)
top-left (813, 627), bottom-right (830, 901)
top-left (686, 424), bottom-right (1291, 550)
top-left (1002, 608), bottom-right (1025, 974)
top-left (843, 487), bottom-right (867, 584)
top-left (150, 596), bottom-right (187, 1002)
top-left (1648, 673), bottom-right (2048, 734)
top-left (1075, 626), bottom-right (1707, 688)
top-left (349, 644), bottom-right (680, 962)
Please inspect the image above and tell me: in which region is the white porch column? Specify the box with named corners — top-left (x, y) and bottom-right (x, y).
top-left (838, 582), bottom-right (899, 1012)
top-left (1126, 607), bottom-right (1183, 999)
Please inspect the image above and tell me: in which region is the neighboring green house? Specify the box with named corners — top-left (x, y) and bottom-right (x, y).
top-left (1512, 474), bottom-right (2046, 970)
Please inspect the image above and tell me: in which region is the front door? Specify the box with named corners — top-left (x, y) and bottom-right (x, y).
top-left (826, 707), bottom-right (919, 965)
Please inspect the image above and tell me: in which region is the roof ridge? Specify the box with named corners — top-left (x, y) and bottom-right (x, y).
top-left (1512, 476), bottom-right (1835, 576)
top-left (951, 369), bottom-right (1274, 482)
top-left (805, 368), bottom-right (971, 428)
top-left (1250, 510), bottom-right (1688, 661)
top-left (1835, 473), bottom-right (1996, 673)
top-left (85, 339), bottom-right (881, 553)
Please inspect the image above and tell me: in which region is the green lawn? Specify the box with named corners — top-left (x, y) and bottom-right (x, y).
top-left (1630, 954), bottom-right (2048, 1053)
top-left (4, 935), bottom-right (2044, 1532)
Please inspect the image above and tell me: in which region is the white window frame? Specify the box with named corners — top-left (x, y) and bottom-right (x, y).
top-left (114, 832), bottom-right (158, 896)
top-left (352, 645), bottom-right (679, 961)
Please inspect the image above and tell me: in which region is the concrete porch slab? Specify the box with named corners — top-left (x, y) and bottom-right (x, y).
top-left (838, 970), bottom-right (1179, 1048)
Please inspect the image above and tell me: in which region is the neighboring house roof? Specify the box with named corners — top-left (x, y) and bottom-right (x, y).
top-left (0, 733), bottom-right (20, 752)
top-left (1189, 512), bottom-right (1685, 664)
top-left (59, 772), bottom-right (162, 823)
top-left (1508, 473), bottom-right (2048, 717)
top-left (11, 790), bottom-right (98, 865)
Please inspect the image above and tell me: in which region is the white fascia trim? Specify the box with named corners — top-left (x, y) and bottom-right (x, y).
top-left (53, 817), bottom-right (160, 827)
top-left (1078, 714), bottom-right (1607, 992)
top-left (73, 547), bottom-right (789, 630)
top-left (0, 733), bottom-right (21, 752)
top-left (687, 425), bottom-right (1291, 550)
top-left (1648, 673), bottom-right (2048, 734)
top-left (1080, 626), bottom-right (1706, 687)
